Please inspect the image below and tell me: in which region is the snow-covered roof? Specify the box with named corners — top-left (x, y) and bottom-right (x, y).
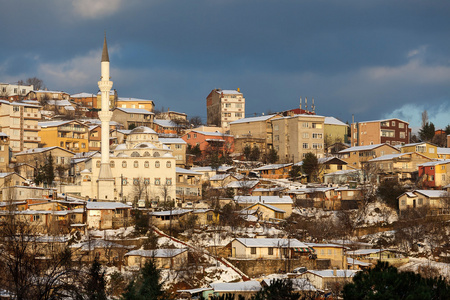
top-left (214, 89), bottom-right (243, 95)
top-left (46, 99), bottom-right (72, 106)
top-left (305, 242), bottom-right (345, 248)
top-left (253, 163), bottom-right (292, 171)
top-left (115, 108), bottom-right (153, 115)
top-left (234, 238), bottom-right (310, 249)
top-left (350, 248), bottom-right (398, 255)
top-left (0, 132), bottom-right (8, 137)
top-left (229, 114), bottom-right (278, 125)
top-left (190, 166), bottom-right (234, 172)
top-left (347, 257), bottom-right (372, 267)
top-left (324, 117), bottom-right (348, 126)
top-left (154, 119), bottom-right (178, 128)
top-left (176, 167), bottom-right (202, 175)
top-left (117, 97), bottom-right (153, 103)
top-left (226, 180), bottom-right (259, 189)
top-left (304, 269), bottom-right (358, 278)
top-left (246, 202), bottom-right (286, 213)
top-left (70, 92), bottom-right (96, 98)
top-left (39, 120), bottom-right (84, 128)
top-left (15, 146), bottom-right (74, 156)
top-left (253, 187), bottom-right (286, 192)
top-left (323, 169), bottom-right (360, 176)
top-left (210, 281), bottom-right (260, 293)
top-left (0, 172), bottom-right (15, 178)
top-left (150, 209), bottom-right (192, 216)
top-left (133, 142), bottom-right (157, 149)
top-left (418, 160), bottom-right (450, 167)
top-left (159, 138), bottom-right (186, 144)
top-left (437, 147), bottom-right (450, 155)
top-left (125, 248), bottom-right (187, 258)
top-left (414, 190), bottom-right (447, 198)
top-left (339, 144), bottom-right (387, 153)
top-left (189, 130), bottom-right (232, 137)
top-left (234, 195), bottom-right (293, 204)
top-left (369, 153), bottom-right (412, 162)
top-left (86, 202), bottom-right (132, 210)
top-left (70, 239), bottom-right (132, 251)
top-left (0, 100), bottom-right (41, 108)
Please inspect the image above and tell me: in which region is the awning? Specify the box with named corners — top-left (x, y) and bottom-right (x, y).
top-left (293, 247), bottom-right (315, 253)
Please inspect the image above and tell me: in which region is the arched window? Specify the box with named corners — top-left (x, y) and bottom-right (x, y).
top-left (96, 161), bottom-right (100, 168)
top-left (134, 161), bottom-right (139, 168)
top-left (144, 161), bottom-right (149, 168)
top-left (131, 151), bottom-right (140, 157)
top-left (143, 151), bottom-right (151, 157)
top-left (153, 152), bottom-right (160, 157)
top-left (110, 161), bottom-right (115, 168)
top-left (155, 161), bottom-right (160, 168)
top-left (122, 161), bottom-right (127, 168)
top-left (133, 178), bottom-right (139, 185)
top-left (166, 178), bottom-right (172, 186)
top-left (166, 161), bottom-right (172, 168)
top-left (167, 196), bottom-right (171, 201)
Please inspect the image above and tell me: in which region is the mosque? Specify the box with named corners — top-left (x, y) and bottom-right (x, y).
top-left (64, 37), bottom-right (176, 203)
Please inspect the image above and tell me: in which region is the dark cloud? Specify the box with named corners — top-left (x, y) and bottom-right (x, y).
top-left (1, 0), bottom-right (450, 125)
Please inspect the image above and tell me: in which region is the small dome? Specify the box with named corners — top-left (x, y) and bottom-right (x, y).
top-left (129, 126), bottom-right (156, 134)
top-left (117, 153), bottom-right (129, 157)
top-left (80, 169), bottom-right (92, 174)
top-left (162, 152), bottom-right (173, 157)
top-left (133, 142), bottom-right (156, 149)
top-left (115, 143), bottom-right (127, 150)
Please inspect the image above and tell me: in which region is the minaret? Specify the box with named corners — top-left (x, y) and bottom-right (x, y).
top-left (97, 35), bottom-right (115, 201)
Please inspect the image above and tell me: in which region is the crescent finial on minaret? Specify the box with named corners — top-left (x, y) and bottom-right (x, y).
top-left (102, 34), bottom-right (109, 62)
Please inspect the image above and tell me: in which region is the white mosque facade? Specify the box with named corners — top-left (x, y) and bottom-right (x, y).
top-left (63, 37), bottom-right (176, 203)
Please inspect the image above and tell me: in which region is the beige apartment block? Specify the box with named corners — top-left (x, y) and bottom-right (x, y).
top-left (230, 114), bottom-right (282, 154)
top-left (0, 100), bottom-right (41, 153)
top-left (272, 114), bottom-right (325, 163)
top-left (0, 133), bottom-right (9, 172)
top-left (206, 88), bottom-right (245, 130)
top-left (0, 83), bottom-right (34, 100)
top-left (116, 97), bottom-right (155, 112)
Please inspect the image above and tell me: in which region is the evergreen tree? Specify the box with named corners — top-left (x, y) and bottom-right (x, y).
top-left (343, 261), bottom-right (450, 300)
top-left (121, 259), bottom-right (165, 300)
top-left (289, 165), bottom-right (303, 181)
top-left (419, 122), bottom-right (435, 142)
top-left (252, 279), bottom-right (298, 300)
top-left (243, 145), bottom-right (252, 161)
top-left (302, 152), bottom-right (319, 182)
top-left (249, 146), bottom-right (261, 161)
top-left (85, 258), bottom-right (107, 300)
top-left (45, 152), bottom-right (55, 186)
top-left (264, 148), bottom-right (279, 164)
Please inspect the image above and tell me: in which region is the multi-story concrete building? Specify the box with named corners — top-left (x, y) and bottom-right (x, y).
top-left (339, 143), bottom-right (400, 169)
top-left (324, 117), bottom-right (349, 146)
top-left (351, 118), bottom-right (410, 147)
top-left (70, 92), bottom-right (98, 109)
top-left (116, 97), bottom-right (154, 112)
top-left (0, 100), bottom-right (41, 153)
top-left (418, 160), bottom-right (450, 189)
top-left (38, 120), bottom-right (89, 153)
top-left (229, 114), bottom-right (281, 155)
top-left (0, 132), bottom-right (10, 172)
top-left (272, 114), bottom-right (325, 162)
top-left (400, 142), bottom-right (438, 159)
top-left (206, 88), bottom-right (245, 130)
top-left (111, 107), bottom-right (154, 129)
top-left (0, 83), bottom-right (34, 100)
top-left (27, 90), bottom-right (70, 101)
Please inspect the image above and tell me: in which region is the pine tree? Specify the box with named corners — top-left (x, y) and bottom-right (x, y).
top-left (121, 259), bottom-right (165, 300)
top-left (302, 152), bottom-right (319, 182)
top-left (85, 258), bottom-right (107, 300)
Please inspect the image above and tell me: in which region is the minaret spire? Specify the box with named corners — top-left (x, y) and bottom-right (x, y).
top-left (97, 34), bottom-right (115, 201)
top-left (101, 34), bottom-right (109, 62)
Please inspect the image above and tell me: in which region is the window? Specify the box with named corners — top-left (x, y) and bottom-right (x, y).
top-left (302, 143), bottom-right (308, 149)
top-left (251, 247), bottom-right (256, 255)
top-left (400, 132), bottom-right (406, 139)
top-left (144, 161), bottom-right (149, 168)
top-left (60, 142), bottom-right (64, 147)
top-left (144, 151), bottom-right (151, 157)
top-left (274, 135), bottom-right (279, 141)
top-left (313, 143), bottom-right (322, 149)
top-left (187, 134), bottom-right (190, 139)
top-left (312, 123), bottom-right (322, 129)
top-left (312, 133), bottom-right (322, 139)
top-left (122, 161), bottom-right (127, 168)
top-left (274, 125), bottom-right (279, 131)
top-left (429, 148), bottom-right (435, 153)
top-left (381, 130), bottom-right (394, 137)
top-left (81, 143), bottom-right (86, 148)
top-left (122, 178), bottom-right (128, 185)
top-left (418, 198), bottom-right (423, 205)
top-left (134, 161), bottom-right (139, 168)
top-left (166, 161), bottom-right (172, 168)
top-left (224, 103), bottom-right (231, 108)
top-left (302, 122), bottom-right (309, 128)
top-left (207, 214), bottom-right (213, 221)
top-left (166, 178), bottom-right (172, 185)
top-left (96, 161), bottom-right (101, 168)
top-left (110, 161), bottom-right (115, 168)
top-left (391, 121), bottom-right (395, 126)
top-left (155, 161), bottom-right (160, 168)
top-left (235, 103), bottom-right (243, 108)
top-left (154, 178), bottom-right (160, 185)
top-left (235, 112), bottom-right (242, 118)
top-left (33, 215), bottom-right (40, 222)
top-left (401, 199), bottom-right (406, 205)
top-left (399, 123), bottom-right (405, 128)
top-left (144, 178), bottom-right (150, 185)
top-left (133, 178), bottom-right (139, 185)
top-left (175, 144), bottom-right (182, 149)
top-left (442, 174), bottom-right (446, 181)
top-left (13, 106), bottom-right (19, 112)
top-left (302, 133), bottom-right (309, 138)
top-left (268, 248), bottom-right (273, 255)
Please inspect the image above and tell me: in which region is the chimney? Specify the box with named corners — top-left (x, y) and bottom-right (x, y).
top-left (333, 268), bottom-right (337, 276)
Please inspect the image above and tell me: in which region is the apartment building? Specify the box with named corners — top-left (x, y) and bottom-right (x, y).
top-left (272, 114), bottom-right (325, 162)
top-left (206, 88), bottom-right (245, 130)
top-left (38, 120), bottom-right (89, 153)
top-left (0, 133), bottom-right (9, 172)
top-left (27, 90), bottom-right (70, 101)
top-left (351, 118), bottom-right (410, 147)
top-left (339, 144), bottom-right (400, 169)
top-left (116, 97), bottom-right (154, 112)
top-left (0, 83), bottom-right (34, 100)
top-left (401, 142), bottom-right (438, 159)
top-left (111, 107), bottom-right (154, 129)
top-left (324, 117), bottom-right (349, 145)
top-left (0, 100), bottom-right (41, 153)
top-left (229, 114), bottom-right (281, 155)
top-left (70, 92), bottom-right (98, 109)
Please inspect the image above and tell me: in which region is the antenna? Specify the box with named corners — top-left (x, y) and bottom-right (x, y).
top-left (312, 98), bottom-right (315, 113)
top-left (305, 97), bottom-right (308, 111)
top-left (299, 97), bottom-right (302, 110)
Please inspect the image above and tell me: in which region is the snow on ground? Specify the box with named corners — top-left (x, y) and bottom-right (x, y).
top-left (399, 257), bottom-right (450, 279)
top-left (203, 263), bottom-right (242, 283)
top-left (355, 201), bottom-right (398, 226)
top-left (88, 226), bottom-right (135, 239)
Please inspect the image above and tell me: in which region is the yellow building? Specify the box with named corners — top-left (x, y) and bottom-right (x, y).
top-left (306, 243), bottom-right (347, 269)
top-left (324, 117), bottom-right (349, 146)
top-left (437, 147), bottom-right (450, 160)
top-left (339, 144), bottom-right (400, 169)
top-left (116, 97), bottom-right (154, 112)
top-left (95, 90), bottom-right (117, 109)
top-left (400, 142), bottom-right (438, 159)
top-left (38, 120), bottom-right (89, 153)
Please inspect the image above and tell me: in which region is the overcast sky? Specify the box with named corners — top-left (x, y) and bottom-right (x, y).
top-left (1, 0), bottom-right (450, 130)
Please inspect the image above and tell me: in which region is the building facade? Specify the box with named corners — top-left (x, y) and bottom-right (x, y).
top-left (38, 120), bottom-right (89, 153)
top-left (351, 118), bottom-right (410, 147)
top-left (206, 88), bottom-right (245, 130)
